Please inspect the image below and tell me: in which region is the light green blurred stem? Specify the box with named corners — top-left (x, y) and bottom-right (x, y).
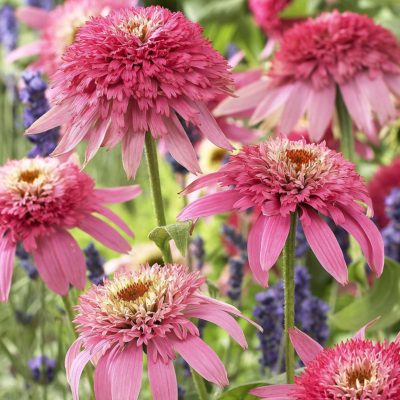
top-left (40, 282), bottom-right (48, 400)
top-left (283, 212), bottom-right (297, 384)
top-left (336, 89), bottom-right (354, 162)
top-left (191, 368), bottom-right (209, 400)
top-left (144, 133), bottom-right (173, 263)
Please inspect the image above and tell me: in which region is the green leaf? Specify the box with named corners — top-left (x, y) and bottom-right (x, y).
top-left (183, 0), bottom-right (245, 23)
top-left (279, 0), bottom-right (314, 18)
top-left (218, 381), bottom-right (264, 400)
top-left (148, 221), bottom-right (192, 257)
top-left (330, 258), bottom-right (400, 332)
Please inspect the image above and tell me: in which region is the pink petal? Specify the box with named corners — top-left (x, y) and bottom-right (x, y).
top-left (26, 103), bottom-right (72, 134)
top-left (147, 342), bottom-right (177, 400)
top-left (177, 190), bottom-right (242, 220)
top-left (307, 85), bottom-right (335, 142)
top-left (109, 343), bottom-right (143, 400)
top-left (122, 131), bottom-right (145, 179)
top-left (279, 82), bottom-right (312, 134)
top-left (164, 114), bottom-right (201, 174)
top-left (250, 384), bottom-right (297, 399)
top-left (228, 50), bottom-right (245, 68)
top-left (65, 339), bottom-right (82, 381)
top-left (172, 335), bottom-right (228, 387)
top-left (248, 215), bottom-right (269, 286)
top-left (218, 119), bottom-right (257, 144)
top-left (52, 120), bottom-right (91, 157)
top-left (0, 238), bottom-right (16, 302)
top-left (180, 172), bottom-right (224, 195)
top-left (6, 41), bottom-right (42, 64)
top-left (352, 317), bottom-right (381, 340)
top-left (94, 185), bottom-right (142, 204)
top-left (300, 208), bottom-right (348, 285)
top-left (16, 6), bottom-right (50, 29)
top-left (94, 352), bottom-right (112, 400)
top-left (84, 119), bottom-right (111, 166)
top-left (384, 73), bottom-right (400, 97)
top-left (260, 214), bottom-right (291, 273)
top-left (289, 327), bottom-right (323, 365)
top-left (187, 305), bottom-right (247, 348)
top-left (95, 205), bottom-right (133, 237)
top-left (79, 215), bottom-right (131, 253)
top-left (193, 101), bottom-right (234, 150)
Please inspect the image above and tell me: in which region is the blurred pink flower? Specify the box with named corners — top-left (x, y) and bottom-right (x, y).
top-left (251, 323), bottom-right (400, 399)
top-left (66, 264), bottom-right (259, 400)
top-left (7, 0), bottom-right (133, 76)
top-left (368, 158), bottom-right (400, 228)
top-left (0, 157), bottom-right (140, 299)
top-left (26, 6), bottom-right (234, 178)
top-left (216, 11), bottom-right (400, 143)
top-left (178, 138), bottom-right (383, 286)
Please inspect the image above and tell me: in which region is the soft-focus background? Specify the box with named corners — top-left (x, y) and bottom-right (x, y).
top-left (1, 0), bottom-right (400, 399)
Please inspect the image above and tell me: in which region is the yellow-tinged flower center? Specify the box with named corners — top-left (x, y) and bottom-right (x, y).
top-left (118, 16), bottom-right (161, 41)
top-left (285, 149), bottom-right (317, 171)
top-left (116, 282), bottom-right (150, 302)
top-left (18, 168), bottom-right (41, 184)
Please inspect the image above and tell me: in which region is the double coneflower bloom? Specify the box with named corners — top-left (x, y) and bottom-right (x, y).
top-left (66, 264), bottom-right (259, 400)
top-left (0, 157), bottom-right (140, 299)
top-left (179, 138), bottom-right (384, 286)
top-left (26, 6), bottom-right (234, 178)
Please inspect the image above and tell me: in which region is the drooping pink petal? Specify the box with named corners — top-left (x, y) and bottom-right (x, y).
top-left (25, 103), bottom-right (72, 134)
top-left (0, 238), bottom-right (16, 302)
top-left (6, 41), bottom-right (42, 64)
top-left (109, 343), bottom-right (143, 400)
top-left (16, 6), bottom-right (50, 29)
top-left (187, 305), bottom-right (247, 348)
top-left (180, 171), bottom-right (225, 195)
top-left (84, 119), bottom-right (111, 166)
top-left (147, 342), bottom-right (177, 400)
top-left (94, 351), bottom-right (112, 400)
top-left (172, 335), bottom-right (228, 387)
top-left (248, 215), bottom-right (269, 286)
top-left (65, 339), bottom-right (82, 381)
top-left (385, 73), bottom-right (400, 97)
top-left (352, 317), bottom-right (381, 340)
top-left (307, 85), bottom-right (335, 141)
top-left (122, 131), bottom-right (145, 179)
top-left (164, 114), bottom-right (201, 174)
top-left (177, 190), bottom-right (242, 220)
top-left (95, 205), bottom-right (133, 237)
top-left (250, 384), bottom-right (297, 399)
top-left (94, 185), bottom-right (142, 204)
top-left (289, 327), bottom-right (323, 365)
top-left (260, 214), bottom-right (291, 273)
top-left (300, 208), bottom-right (348, 285)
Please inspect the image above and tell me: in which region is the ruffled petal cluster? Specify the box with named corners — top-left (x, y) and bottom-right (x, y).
top-left (66, 264), bottom-right (257, 400)
top-left (215, 11), bottom-right (400, 142)
top-left (178, 138), bottom-right (384, 286)
top-left (0, 157), bottom-right (140, 299)
top-left (27, 6), bottom-right (234, 178)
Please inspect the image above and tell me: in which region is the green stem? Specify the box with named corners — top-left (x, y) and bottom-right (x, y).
top-left (336, 89), bottom-right (354, 162)
top-left (40, 283), bottom-right (48, 400)
top-left (191, 368), bottom-right (209, 400)
top-left (283, 212), bottom-right (297, 384)
top-left (144, 133), bottom-right (173, 263)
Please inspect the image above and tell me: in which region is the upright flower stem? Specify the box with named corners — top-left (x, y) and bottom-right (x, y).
top-left (191, 368), bottom-right (209, 400)
top-left (336, 89), bottom-right (354, 162)
top-left (144, 133), bottom-right (173, 264)
top-left (40, 282), bottom-right (48, 400)
top-left (283, 212), bottom-right (297, 384)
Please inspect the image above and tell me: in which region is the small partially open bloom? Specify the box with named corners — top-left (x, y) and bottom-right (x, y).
top-left (251, 323), bottom-right (400, 399)
top-left (66, 264), bottom-right (258, 400)
top-left (0, 157), bottom-right (141, 300)
top-left (8, 0), bottom-right (133, 75)
top-left (178, 138), bottom-right (383, 286)
top-left (215, 11), bottom-right (400, 143)
top-left (26, 6), bottom-right (234, 178)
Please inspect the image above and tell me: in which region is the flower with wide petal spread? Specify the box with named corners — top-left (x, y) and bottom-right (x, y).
top-left (251, 323), bottom-right (400, 399)
top-left (66, 264), bottom-right (258, 400)
top-left (26, 6), bottom-right (234, 178)
top-left (178, 138), bottom-right (384, 286)
top-left (215, 11), bottom-right (400, 143)
top-left (0, 157), bottom-right (140, 300)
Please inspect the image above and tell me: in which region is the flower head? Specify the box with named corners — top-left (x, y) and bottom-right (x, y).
top-left (66, 264), bottom-right (257, 400)
top-left (9, 0), bottom-right (131, 75)
top-left (26, 6), bottom-right (234, 178)
top-left (215, 11), bottom-right (400, 142)
top-left (251, 324), bottom-right (400, 399)
top-left (178, 138), bottom-right (383, 286)
top-left (0, 157), bottom-right (141, 300)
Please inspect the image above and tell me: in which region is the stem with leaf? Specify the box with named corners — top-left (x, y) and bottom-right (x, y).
top-left (336, 89), bottom-right (354, 162)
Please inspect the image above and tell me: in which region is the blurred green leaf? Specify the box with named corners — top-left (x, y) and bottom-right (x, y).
top-left (279, 0), bottom-right (314, 18)
top-left (218, 381), bottom-right (263, 400)
top-left (183, 0), bottom-right (245, 23)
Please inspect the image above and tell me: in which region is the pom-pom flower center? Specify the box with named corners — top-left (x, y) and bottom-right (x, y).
top-left (116, 281), bottom-right (151, 302)
top-left (285, 149), bottom-right (317, 171)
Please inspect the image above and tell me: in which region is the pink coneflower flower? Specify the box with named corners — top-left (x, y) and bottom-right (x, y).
top-left (251, 324), bottom-right (400, 399)
top-left (7, 0), bottom-right (133, 76)
top-left (215, 11), bottom-right (400, 142)
top-left (66, 264), bottom-right (258, 400)
top-left (368, 158), bottom-right (400, 228)
top-left (178, 138), bottom-right (384, 286)
top-left (26, 6), bottom-right (234, 178)
top-left (0, 157), bottom-right (140, 300)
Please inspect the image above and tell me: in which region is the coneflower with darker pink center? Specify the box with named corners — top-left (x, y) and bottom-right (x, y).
top-left (66, 264), bottom-right (258, 400)
top-left (26, 6), bottom-right (234, 178)
top-left (7, 0), bottom-right (133, 76)
top-left (0, 157), bottom-right (141, 300)
top-left (251, 325), bottom-right (400, 400)
top-left (215, 11), bottom-right (400, 143)
top-left (178, 138), bottom-right (384, 286)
